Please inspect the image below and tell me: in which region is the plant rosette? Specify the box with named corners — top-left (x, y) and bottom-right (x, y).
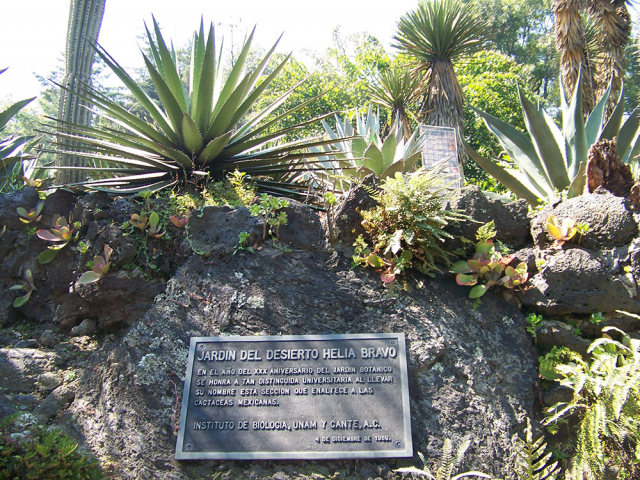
top-left (36, 214), bottom-right (74, 264)
top-left (78, 244), bottom-right (113, 285)
top-left (450, 240), bottom-right (528, 298)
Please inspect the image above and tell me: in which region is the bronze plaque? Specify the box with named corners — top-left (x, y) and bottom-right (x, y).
top-left (175, 333), bottom-right (412, 460)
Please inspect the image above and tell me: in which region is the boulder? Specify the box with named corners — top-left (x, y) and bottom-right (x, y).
top-left (530, 190), bottom-right (638, 249)
top-left (65, 248), bottom-right (537, 479)
top-left (517, 246), bottom-right (640, 315)
top-left (444, 185), bottom-right (530, 248)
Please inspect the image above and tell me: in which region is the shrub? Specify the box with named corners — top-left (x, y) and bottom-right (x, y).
top-left (0, 416), bottom-right (104, 479)
top-left (355, 165), bottom-right (467, 283)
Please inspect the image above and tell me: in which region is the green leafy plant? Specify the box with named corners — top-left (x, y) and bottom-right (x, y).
top-left (37, 215), bottom-right (74, 264)
top-left (526, 313), bottom-right (544, 346)
top-left (538, 346), bottom-right (583, 382)
top-left (249, 194), bottom-right (289, 241)
top-left (76, 240), bottom-right (89, 254)
top-left (0, 415), bottom-right (104, 479)
top-left (9, 269), bottom-right (36, 307)
top-left (394, 438), bottom-right (491, 479)
top-left (145, 212), bottom-right (165, 239)
top-left (0, 68), bottom-right (37, 193)
top-left (355, 165), bottom-right (467, 283)
top-left (465, 72), bottom-right (640, 206)
top-left (78, 244), bottom-right (112, 285)
top-left (16, 202), bottom-right (43, 224)
top-left (513, 418), bottom-right (560, 480)
top-left (451, 239), bottom-right (528, 298)
top-left (543, 327), bottom-right (640, 478)
top-left (590, 312), bottom-right (605, 325)
top-left (46, 18), bottom-right (335, 195)
top-left (234, 231), bottom-right (254, 255)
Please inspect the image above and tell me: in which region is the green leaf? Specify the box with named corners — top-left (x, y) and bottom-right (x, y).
top-left (618, 107), bottom-right (640, 163)
top-left (518, 89), bottom-right (569, 190)
top-left (181, 114), bottom-right (203, 154)
top-left (13, 293), bottom-right (31, 308)
top-left (78, 271), bottom-right (102, 285)
top-left (363, 144), bottom-right (384, 177)
top-left (38, 249), bottom-right (60, 264)
top-left (469, 284), bottom-right (489, 298)
top-left (561, 72), bottom-right (587, 181)
top-left (151, 17), bottom-right (188, 112)
top-left (380, 132), bottom-right (397, 171)
top-left (450, 260), bottom-right (472, 274)
top-left (0, 97), bottom-right (35, 131)
top-left (366, 254), bottom-right (384, 268)
top-left (197, 131), bottom-right (233, 164)
top-left (456, 273), bottom-right (478, 286)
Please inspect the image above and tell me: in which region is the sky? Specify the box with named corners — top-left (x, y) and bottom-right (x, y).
top-left (0, 0), bottom-right (419, 104)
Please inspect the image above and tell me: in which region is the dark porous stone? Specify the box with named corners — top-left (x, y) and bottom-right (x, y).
top-left (0, 348), bottom-right (62, 394)
top-left (531, 190), bottom-right (638, 249)
top-left (536, 320), bottom-right (592, 358)
top-left (517, 247), bottom-right (640, 315)
top-left (333, 179), bottom-right (379, 245)
top-left (278, 199), bottom-right (324, 250)
top-left (186, 206), bottom-right (262, 257)
top-left (542, 384), bottom-right (574, 407)
top-left (444, 185), bottom-right (531, 249)
top-left (0, 187), bottom-right (39, 230)
top-left (69, 249), bottom-right (537, 479)
top-left (72, 191), bottom-right (111, 229)
top-left (41, 189), bottom-right (78, 222)
top-left (35, 383), bottom-right (76, 420)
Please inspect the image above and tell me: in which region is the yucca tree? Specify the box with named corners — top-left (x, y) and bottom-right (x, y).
top-left (393, 0), bottom-right (486, 143)
top-left (367, 65), bottom-right (420, 140)
top-left (47, 18), bottom-right (335, 195)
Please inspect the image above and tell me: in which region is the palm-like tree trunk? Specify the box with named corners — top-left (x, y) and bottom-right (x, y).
top-left (56, 0), bottom-right (106, 185)
top-left (554, 0), bottom-right (597, 114)
top-left (421, 59), bottom-right (465, 137)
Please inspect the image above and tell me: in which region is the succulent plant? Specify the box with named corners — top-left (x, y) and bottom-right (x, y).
top-left (9, 269), bottom-right (37, 307)
top-left (465, 72), bottom-right (640, 206)
top-left (78, 244), bottom-right (112, 285)
top-left (451, 240), bottom-right (528, 298)
top-left (309, 106), bottom-right (428, 191)
top-left (37, 215), bottom-right (74, 264)
top-left (16, 201), bottom-right (43, 224)
top-left (47, 18), bottom-right (335, 196)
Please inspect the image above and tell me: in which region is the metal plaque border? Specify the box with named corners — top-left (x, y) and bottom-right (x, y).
top-left (175, 333), bottom-right (412, 460)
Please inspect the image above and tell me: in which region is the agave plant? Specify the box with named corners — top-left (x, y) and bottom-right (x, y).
top-left (309, 106), bottom-right (428, 191)
top-left (0, 68), bottom-right (37, 192)
top-left (465, 72), bottom-right (640, 206)
top-left (47, 18), bottom-right (335, 195)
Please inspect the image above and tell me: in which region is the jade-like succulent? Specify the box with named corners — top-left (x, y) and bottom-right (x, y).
top-left (78, 244), bottom-right (112, 285)
top-left (37, 215), bottom-right (74, 264)
top-left (451, 240), bottom-right (528, 298)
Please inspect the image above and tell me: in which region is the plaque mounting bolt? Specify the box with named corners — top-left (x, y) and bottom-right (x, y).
top-left (394, 441), bottom-right (403, 449)
top-left (186, 444), bottom-right (193, 451)
top-left (390, 340), bottom-right (397, 346)
top-left (198, 344), bottom-right (205, 350)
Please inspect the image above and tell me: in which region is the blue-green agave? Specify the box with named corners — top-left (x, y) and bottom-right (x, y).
top-left (465, 72), bottom-right (640, 206)
top-left (48, 18), bottom-right (336, 195)
top-left (309, 106), bottom-right (428, 191)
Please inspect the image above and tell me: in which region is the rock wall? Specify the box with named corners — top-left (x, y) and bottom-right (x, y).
top-left (0, 188), bottom-right (539, 479)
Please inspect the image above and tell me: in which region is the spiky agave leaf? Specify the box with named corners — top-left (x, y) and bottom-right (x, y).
top-left (45, 18), bottom-right (337, 195)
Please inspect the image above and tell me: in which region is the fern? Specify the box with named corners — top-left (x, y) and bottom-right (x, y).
top-left (543, 327), bottom-right (640, 478)
top-left (513, 418), bottom-right (560, 480)
top-left (394, 438), bottom-right (492, 480)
